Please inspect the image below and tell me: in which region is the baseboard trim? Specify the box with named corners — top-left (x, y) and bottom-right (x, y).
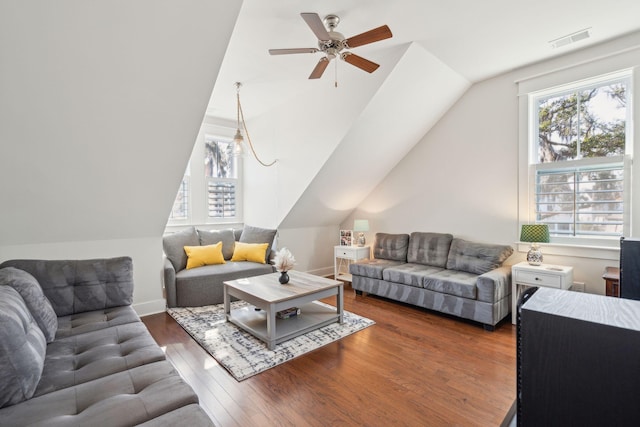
top-left (134, 298), bottom-right (166, 317)
top-left (306, 266), bottom-right (333, 277)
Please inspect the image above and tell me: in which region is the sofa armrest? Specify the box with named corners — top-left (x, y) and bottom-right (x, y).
top-left (476, 265), bottom-right (511, 303)
top-left (0, 257), bottom-right (134, 316)
top-left (164, 257), bottom-right (177, 308)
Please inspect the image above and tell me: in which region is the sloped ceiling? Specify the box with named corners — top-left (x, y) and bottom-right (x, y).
top-left (0, 1), bottom-right (242, 245)
top-left (207, 0), bottom-right (640, 231)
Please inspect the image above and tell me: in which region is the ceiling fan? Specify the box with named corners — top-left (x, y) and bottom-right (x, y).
top-left (268, 13), bottom-right (392, 80)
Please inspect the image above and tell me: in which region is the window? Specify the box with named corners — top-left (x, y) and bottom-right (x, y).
top-left (167, 123), bottom-right (242, 227)
top-left (529, 71), bottom-right (631, 240)
top-left (205, 137), bottom-right (238, 219)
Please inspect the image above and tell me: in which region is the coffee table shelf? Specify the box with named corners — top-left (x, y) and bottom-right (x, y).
top-left (228, 302), bottom-right (339, 347)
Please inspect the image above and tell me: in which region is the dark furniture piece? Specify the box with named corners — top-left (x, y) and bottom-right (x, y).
top-left (602, 266), bottom-right (620, 297)
top-left (517, 286), bottom-right (640, 426)
top-left (620, 237), bottom-right (640, 300)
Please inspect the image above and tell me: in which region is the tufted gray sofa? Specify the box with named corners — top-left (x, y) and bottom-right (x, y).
top-left (163, 225), bottom-right (277, 307)
top-left (0, 257), bottom-right (213, 426)
top-left (350, 232), bottom-right (513, 330)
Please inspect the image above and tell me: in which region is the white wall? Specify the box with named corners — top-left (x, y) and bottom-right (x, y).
top-left (0, 1), bottom-right (242, 315)
top-left (343, 32), bottom-right (640, 295)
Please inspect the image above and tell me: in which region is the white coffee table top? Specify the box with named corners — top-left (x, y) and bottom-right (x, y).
top-left (224, 270), bottom-right (341, 304)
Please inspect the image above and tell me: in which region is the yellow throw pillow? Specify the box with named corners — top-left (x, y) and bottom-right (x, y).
top-left (184, 242), bottom-right (225, 269)
top-left (231, 242), bottom-right (269, 264)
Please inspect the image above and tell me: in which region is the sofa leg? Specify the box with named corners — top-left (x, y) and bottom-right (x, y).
top-left (354, 290), bottom-right (363, 296)
top-left (483, 324), bottom-right (495, 332)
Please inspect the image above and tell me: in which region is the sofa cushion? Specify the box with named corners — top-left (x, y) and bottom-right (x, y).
top-left (373, 233), bottom-right (410, 262)
top-left (175, 261), bottom-right (275, 307)
top-left (163, 227), bottom-right (200, 272)
top-left (55, 306), bottom-right (141, 339)
top-left (184, 243), bottom-right (226, 269)
top-left (197, 228), bottom-right (236, 260)
top-left (349, 259), bottom-right (406, 280)
top-left (0, 286), bottom-right (46, 409)
top-left (382, 263), bottom-right (444, 288)
top-left (239, 225), bottom-right (277, 263)
top-left (0, 257), bottom-right (135, 317)
top-left (0, 361), bottom-right (200, 426)
top-left (423, 269), bottom-right (479, 299)
top-left (446, 238), bottom-right (514, 275)
top-left (35, 322), bottom-right (166, 397)
top-left (0, 267), bottom-right (58, 342)
top-left (407, 232), bottom-right (453, 268)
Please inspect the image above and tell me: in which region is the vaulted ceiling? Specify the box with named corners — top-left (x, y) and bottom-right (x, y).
top-left (206, 0), bottom-right (640, 230)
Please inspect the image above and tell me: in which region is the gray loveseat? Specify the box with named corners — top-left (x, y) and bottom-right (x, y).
top-left (163, 225), bottom-right (277, 307)
top-left (0, 257), bottom-right (212, 426)
top-left (350, 232), bottom-right (513, 330)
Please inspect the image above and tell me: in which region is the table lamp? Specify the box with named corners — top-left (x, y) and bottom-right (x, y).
top-left (353, 219), bottom-right (370, 247)
top-left (520, 224), bottom-right (550, 266)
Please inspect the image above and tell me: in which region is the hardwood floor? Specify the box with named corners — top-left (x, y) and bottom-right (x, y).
top-left (143, 283), bottom-right (516, 427)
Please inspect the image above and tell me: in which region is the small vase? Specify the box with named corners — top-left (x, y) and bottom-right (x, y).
top-left (279, 271), bottom-right (289, 284)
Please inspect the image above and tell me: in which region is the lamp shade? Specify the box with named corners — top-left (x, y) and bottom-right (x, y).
top-left (353, 219), bottom-right (369, 232)
top-left (520, 224), bottom-right (550, 243)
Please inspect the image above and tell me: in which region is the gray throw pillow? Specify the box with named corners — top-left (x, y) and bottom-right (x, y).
top-left (198, 229), bottom-right (236, 260)
top-left (373, 233), bottom-right (410, 261)
top-left (163, 227), bottom-right (199, 272)
top-left (446, 238), bottom-right (514, 275)
top-left (0, 286), bottom-right (46, 408)
top-left (0, 267), bottom-right (58, 343)
top-left (239, 225), bottom-right (277, 264)
top-left (407, 232), bottom-right (453, 267)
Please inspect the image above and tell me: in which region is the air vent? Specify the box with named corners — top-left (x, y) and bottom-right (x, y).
top-left (549, 28), bottom-right (591, 49)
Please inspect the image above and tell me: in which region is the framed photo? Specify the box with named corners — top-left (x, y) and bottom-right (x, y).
top-left (340, 230), bottom-right (353, 246)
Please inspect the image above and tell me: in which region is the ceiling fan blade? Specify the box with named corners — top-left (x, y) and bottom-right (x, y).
top-left (301, 13), bottom-right (330, 40)
top-left (341, 53), bottom-right (379, 73)
top-left (269, 48), bottom-right (319, 55)
top-left (309, 57), bottom-right (330, 79)
top-left (345, 25), bottom-right (393, 48)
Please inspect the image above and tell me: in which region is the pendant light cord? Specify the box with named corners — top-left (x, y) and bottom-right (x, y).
top-left (235, 83), bottom-right (277, 167)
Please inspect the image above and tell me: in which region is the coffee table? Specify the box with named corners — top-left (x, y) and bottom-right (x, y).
top-left (223, 270), bottom-right (343, 350)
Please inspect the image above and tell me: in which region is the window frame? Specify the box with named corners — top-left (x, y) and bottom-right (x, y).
top-left (518, 61), bottom-right (636, 258)
top-left (166, 121), bottom-right (243, 228)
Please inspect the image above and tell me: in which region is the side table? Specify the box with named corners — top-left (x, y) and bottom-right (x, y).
top-left (511, 261), bottom-right (573, 324)
top-left (602, 266), bottom-right (620, 297)
top-left (334, 245), bottom-right (370, 282)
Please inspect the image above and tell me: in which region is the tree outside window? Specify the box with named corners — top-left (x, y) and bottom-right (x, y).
top-left (533, 75), bottom-right (630, 237)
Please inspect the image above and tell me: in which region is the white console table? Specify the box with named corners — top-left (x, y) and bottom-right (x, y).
top-left (511, 261), bottom-right (573, 324)
top-left (334, 245), bottom-right (370, 282)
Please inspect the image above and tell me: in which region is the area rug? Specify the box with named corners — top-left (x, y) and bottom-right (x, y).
top-left (167, 301), bottom-right (374, 381)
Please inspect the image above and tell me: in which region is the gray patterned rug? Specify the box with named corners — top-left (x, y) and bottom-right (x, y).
top-left (167, 301), bottom-right (375, 381)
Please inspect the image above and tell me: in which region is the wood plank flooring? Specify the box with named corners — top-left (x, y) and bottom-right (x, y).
top-left (143, 283), bottom-right (516, 427)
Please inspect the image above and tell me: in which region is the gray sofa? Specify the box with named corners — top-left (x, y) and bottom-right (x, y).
top-left (163, 225), bottom-right (277, 307)
top-left (349, 232), bottom-right (513, 330)
top-left (0, 257), bottom-right (213, 426)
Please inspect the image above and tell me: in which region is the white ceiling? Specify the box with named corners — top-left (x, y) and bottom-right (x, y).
top-left (206, 0), bottom-right (640, 121)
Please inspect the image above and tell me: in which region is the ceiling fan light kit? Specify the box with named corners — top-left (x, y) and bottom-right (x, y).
top-left (269, 12), bottom-right (392, 82)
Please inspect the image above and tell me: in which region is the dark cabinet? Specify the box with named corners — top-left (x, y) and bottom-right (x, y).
top-left (517, 287), bottom-right (640, 426)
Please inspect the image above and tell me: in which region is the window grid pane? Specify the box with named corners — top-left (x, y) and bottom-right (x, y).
top-left (535, 165), bottom-right (623, 237)
top-left (207, 180), bottom-right (236, 218)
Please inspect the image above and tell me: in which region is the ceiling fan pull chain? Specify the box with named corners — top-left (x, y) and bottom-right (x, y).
top-left (335, 58), bottom-right (338, 88)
